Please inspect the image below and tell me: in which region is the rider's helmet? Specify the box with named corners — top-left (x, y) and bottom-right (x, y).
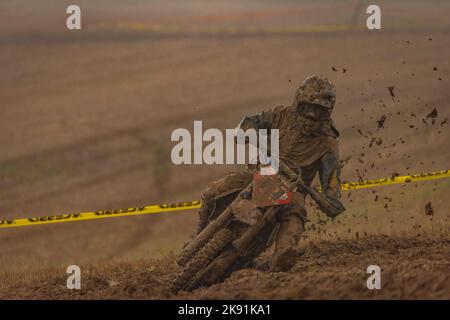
top-left (293, 75), bottom-right (336, 112)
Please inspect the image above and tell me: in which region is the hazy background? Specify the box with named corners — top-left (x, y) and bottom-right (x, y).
top-left (0, 0), bottom-right (449, 275)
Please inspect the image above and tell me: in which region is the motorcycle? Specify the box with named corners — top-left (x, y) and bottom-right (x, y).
top-left (171, 160), bottom-right (345, 292)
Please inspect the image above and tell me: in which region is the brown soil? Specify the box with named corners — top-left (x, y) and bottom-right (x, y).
top-left (1, 236), bottom-right (448, 299)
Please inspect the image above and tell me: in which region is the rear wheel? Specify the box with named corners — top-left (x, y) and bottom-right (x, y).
top-left (185, 220), bottom-right (277, 290)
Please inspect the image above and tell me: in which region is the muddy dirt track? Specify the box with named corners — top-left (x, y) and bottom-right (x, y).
top-left (1, 236), bottom-right (448, 299)
top-left (0, 1), bottom-right (449, 299)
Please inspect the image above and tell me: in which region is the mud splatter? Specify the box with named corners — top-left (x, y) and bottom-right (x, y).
top-left (425, 202), bottom-right (434, 216)
top-left (387, 85), bottom-right (396, 101)
top-left (426, 108), bottom-right (438, 119)
top-left (377, 115), bottom-right (387, 128)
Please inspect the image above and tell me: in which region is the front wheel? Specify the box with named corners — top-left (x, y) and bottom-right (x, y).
top-left (171, 228), bottom-right (234, 293)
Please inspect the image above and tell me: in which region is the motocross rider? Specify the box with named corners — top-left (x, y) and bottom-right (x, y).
top-left (197, 75), bottom-right (345, 272)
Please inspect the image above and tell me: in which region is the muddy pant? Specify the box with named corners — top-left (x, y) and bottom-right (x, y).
top-left (198, 171), bottom-right (306, 272)
top-left (270, 192), bottom-right (306, 272)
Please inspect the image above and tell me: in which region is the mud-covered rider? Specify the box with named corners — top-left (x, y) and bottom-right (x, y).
top-left (197, 75), bottom-right (345, 271)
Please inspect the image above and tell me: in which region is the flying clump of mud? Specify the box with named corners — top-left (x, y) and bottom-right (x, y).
top-left (425, 202), bottom-right (434, 216)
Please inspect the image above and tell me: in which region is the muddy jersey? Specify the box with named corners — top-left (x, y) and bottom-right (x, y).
top-left (259, 104), bottom-right (342, 200)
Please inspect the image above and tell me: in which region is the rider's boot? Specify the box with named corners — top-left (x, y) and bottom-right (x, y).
top-left (270, 197), bottom-right (306, 272)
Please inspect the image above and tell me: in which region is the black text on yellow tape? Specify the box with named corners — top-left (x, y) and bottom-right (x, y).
top-left (0, 201), bottom-right (201, 229)
top-left (340, 169), bottom-right (450, 190)
top-left (1, 170), bottom-right (449, 229)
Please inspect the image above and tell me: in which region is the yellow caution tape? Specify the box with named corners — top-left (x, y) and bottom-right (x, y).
top-left (0, 170), bottom-right (448, 229)
top-left (0, 201), bottom-right (201, 229)
top-left (341, 170), bottom-right (450, 190)
top-left (340, 169), bottom-right (450, 190)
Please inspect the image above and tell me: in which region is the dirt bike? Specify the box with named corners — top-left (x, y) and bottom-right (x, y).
top-left (171, 160), bottom-right (345, 292)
